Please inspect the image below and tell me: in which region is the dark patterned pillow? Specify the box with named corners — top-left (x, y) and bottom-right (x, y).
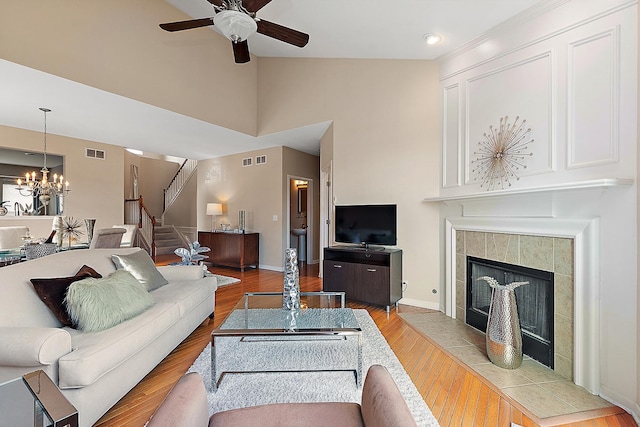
top-left (31, 265), bottom-right (102, 326)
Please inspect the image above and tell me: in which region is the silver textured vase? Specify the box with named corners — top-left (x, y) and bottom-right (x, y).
top-left (283, 248), bottom-right (300, 310)
top-left (479, 276), bottom-right (528, 370)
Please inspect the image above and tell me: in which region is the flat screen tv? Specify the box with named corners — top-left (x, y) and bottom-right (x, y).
top-left (334, 204), bottom-right (397, 246)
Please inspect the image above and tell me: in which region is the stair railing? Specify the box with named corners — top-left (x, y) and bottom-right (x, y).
top-left (124, 196), bottom-right (156, 259)
top-left (163, 159), bottom-right (197, 214)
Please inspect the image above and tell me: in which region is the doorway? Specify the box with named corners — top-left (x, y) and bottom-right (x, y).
top-left (288, 177), bottom-right (313, 264)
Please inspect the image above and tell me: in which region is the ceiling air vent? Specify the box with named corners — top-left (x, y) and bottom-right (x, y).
top-left (256, 155), bottom-right (267, 165)
top-left (242, 157), bottom-right (253, 167)
top-left (85, 148), bottom-right (106, 160)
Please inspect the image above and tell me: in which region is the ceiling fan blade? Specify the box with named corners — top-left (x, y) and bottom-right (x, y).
top-left (232, 40), bottom-right (251, 63)
top-left (243, 0), bottom-right (273, 12)
top-left (159, 17), bottom-right (214, 32)
top-left (256, 20), bottom-right (309, 48)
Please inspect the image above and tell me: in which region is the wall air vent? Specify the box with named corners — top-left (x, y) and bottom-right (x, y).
top-left (242, 157), bottom-right (253, 167)
top-left (256, 155), bottom-right (267, 165)
top-left (85, 148), bottom-right (106, 160)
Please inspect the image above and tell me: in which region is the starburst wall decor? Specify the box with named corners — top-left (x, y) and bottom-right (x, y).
top-left (471, 116), bottom-right (534, 191)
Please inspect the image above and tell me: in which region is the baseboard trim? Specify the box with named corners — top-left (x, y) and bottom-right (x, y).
top-left (398, 298), bottom-right (440, 311)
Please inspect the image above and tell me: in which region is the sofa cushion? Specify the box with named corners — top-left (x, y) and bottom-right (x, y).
top-left (30, 265), bottom-right (102, 327)
top-left (156, 265), bottom-right (205, 282)
top-left (58, 301), bottom-right (180, 388)
top-left (112, 250), bottom-right (168, 291)
top-left (151, 276), bottom-right (217, 318)
top-left (65, 270), bottom-right (154, 332)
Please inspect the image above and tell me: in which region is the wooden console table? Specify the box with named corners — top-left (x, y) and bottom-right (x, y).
top-left (198, 231), bottom-right (259, 271)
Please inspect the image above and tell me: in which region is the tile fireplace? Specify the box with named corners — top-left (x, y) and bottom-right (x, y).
top-left (445, 216), bottom-right (600, 394)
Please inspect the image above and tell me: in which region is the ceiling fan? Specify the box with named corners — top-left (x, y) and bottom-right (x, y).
top-left (159, 0), bottom-right (309, 64)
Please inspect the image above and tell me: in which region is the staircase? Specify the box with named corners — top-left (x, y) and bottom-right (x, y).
top-left (124, 159), bottom-right (196, 259)
top-left (154, 225), bottom-right (185, 256)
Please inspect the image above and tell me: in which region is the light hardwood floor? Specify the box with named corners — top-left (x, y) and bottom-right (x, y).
top-left (95, 260), bottom-right (637, 427)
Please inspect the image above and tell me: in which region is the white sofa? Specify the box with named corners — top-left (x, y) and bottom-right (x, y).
top-left (0, 247), bottom-right (217, 427)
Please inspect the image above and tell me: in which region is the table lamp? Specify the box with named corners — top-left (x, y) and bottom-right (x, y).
top-left (206, 203), bottom-right (223, 231)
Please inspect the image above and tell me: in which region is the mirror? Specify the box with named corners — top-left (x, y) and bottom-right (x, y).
top-left (297, 187), bottom-right (307, 213)
top-left (0, 147), bottom-right (65, 216)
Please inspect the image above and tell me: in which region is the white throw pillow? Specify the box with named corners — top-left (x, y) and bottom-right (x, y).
top-left (111, 250), bottom-right (168, 291)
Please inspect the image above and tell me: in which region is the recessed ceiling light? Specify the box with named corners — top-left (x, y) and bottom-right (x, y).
top-left (424, 33), bottom-right (442, 45)
top-left (126, 148), bottom-right (143, 155)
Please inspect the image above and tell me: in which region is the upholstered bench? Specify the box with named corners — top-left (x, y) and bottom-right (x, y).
top-left (147, 365), bottom-right (418, 427)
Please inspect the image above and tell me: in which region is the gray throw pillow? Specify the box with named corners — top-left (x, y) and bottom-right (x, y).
top-left (111, 250), bottom-right (168, 291)
top-left (65, 270), bottom-right (154, 332)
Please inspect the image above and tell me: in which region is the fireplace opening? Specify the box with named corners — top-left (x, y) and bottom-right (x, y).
top-left (466, 256), bottom-right (554, 368)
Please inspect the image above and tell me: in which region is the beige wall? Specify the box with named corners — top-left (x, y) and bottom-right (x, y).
top-left (283, 147), bottom-right (320, 263)
top-left (164, 173), bottom-right (197, 228)
top-left (0, 125), bottom-right (124, 240)
top-left (0, 0), bottom-right (257, 136)
top-left (258, 58), bottom-right (441, 307)
top-left (137, 157), bottom-right (180, 218)
top-left (197, 146), bottom-right (284, 270)
top-left (320, 123), bottom-right (334, 171)
top-left (124, 151), bottom-right (140, 200)
top-left (637, 1), bottom-right (640, 416)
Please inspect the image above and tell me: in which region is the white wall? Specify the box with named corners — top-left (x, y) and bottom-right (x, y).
top-left (437, 0), bottom-right (637, 416)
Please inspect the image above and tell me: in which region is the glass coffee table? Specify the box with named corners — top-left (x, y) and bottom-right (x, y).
top-left (211, 291), bottom-right (362, 391)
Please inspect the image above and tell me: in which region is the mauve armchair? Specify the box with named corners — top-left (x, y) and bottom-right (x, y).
top-left (147, 365), bottom-right (417, 427)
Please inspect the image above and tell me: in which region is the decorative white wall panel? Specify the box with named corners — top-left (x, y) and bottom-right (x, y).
top-left (442, 84), bottom-right (460, 188)
top-left (465, 52), bottom-right (554, 184)
top-left (567, 28), bottom-right (619, 169)
top-left (436, 0), bottom-right (637, 415)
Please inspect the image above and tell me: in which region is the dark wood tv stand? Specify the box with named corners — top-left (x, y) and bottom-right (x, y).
top-left (322, 246), bottom-right (402, 312)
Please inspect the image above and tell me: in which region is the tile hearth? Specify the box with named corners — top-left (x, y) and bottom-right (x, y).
top-left (400, 311), bottom-right (615, 423)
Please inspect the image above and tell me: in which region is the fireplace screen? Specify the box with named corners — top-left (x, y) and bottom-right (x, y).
top-left (466, 256), bottom-right (554, 368)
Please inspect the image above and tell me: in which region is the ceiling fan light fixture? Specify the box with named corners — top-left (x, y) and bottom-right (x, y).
top-left (424, 33), bottom-right (442, 45)
top-left (214, 10), bottom-right (257, 42)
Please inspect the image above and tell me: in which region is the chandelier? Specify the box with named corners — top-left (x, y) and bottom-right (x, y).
top-left (16, 108), bottom-right (70, 206)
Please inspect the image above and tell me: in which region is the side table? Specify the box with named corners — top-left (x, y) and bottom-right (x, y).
top-left (0, 370), bottom-right (78, 427)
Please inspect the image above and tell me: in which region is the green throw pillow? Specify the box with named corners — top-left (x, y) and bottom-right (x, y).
top-left (111, 250), bottom-right (168, 291)
top-left (65, 270), bottom-right (154, 332)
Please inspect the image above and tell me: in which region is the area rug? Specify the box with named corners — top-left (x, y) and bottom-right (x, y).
top-left (207, 274), bottom-right (240, 287)
top-left (188, 309), bottom-right (439, 426)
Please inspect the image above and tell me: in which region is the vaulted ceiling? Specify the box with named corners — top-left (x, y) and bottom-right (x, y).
top-left (0, 0), bottom-right (543, 159)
